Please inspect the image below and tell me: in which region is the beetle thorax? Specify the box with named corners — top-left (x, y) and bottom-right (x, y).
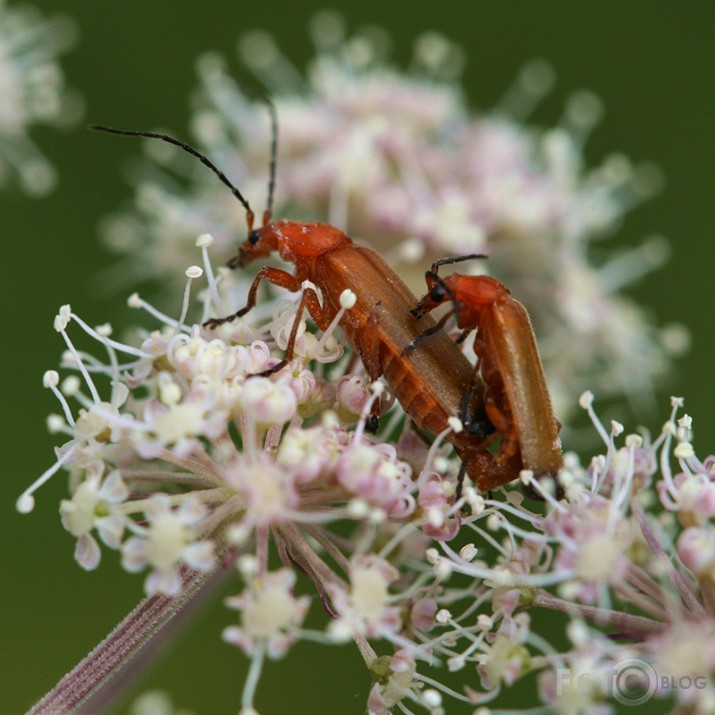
top-left (274, 221), bottom-right (350, 262)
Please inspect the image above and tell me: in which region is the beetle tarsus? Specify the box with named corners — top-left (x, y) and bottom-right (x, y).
top-left (455, 461), bottom-right (468, 501)
top-left (250, 359), bottom-right (288, 379)
top-left (203, 304), bottom-right (252, 330)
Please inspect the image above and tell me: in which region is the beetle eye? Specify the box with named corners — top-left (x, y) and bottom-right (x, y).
top-left (248, 229), bottom-right (261, 246)
top-left (430, 285), bottom-right (447, 302)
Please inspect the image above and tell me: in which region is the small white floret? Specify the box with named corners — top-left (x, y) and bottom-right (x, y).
top-left (339, 289), bottom-right (356, 309)
top-left (43, 370), bottom-right (59, 388)
top-left (579, 390), bottom-right (594, 409)
top-left (447, 416), bottom-right (463, 433)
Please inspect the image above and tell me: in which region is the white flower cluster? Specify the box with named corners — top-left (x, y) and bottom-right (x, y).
top-left (0, 0), bottom-right (81, 194)
top-left (21, 238), bottom-right (715, 714)
top-left (20, 249), bottom-right (466, 712)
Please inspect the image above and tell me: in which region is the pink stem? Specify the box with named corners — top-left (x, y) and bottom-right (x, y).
top-left (631, 498), bottom-right (706, 619)
top-left (532, 591), bottom-right (665, 637)
top-left (26, 561), bottom-right (230, 715)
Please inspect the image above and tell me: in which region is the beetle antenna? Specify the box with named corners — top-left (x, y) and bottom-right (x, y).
top-left (225, 82), bottom-right (278, 227)
top-left (88, 124), bottom-right (256, 231)
top-left (257, 95), bottom-right (278, 227)
top-left (431, 253), bottom-right (489, 274)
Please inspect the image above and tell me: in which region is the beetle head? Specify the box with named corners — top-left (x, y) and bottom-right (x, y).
top-left (228, 224), bottom-right (280, 268)
top-left (412, 271), bottom-right (459, 319)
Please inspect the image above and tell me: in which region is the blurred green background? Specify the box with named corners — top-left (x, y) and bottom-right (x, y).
top-left (3, 1), bottom-right (713, 713)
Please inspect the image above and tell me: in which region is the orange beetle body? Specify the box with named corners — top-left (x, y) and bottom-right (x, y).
top-left (414, 268), bottom-right (563, 493)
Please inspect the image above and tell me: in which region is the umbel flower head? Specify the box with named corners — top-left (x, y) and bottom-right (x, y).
top-left (97, 11), bottom-right (685, 423)
top-left (18, 236), bottom-right (715, 714)
top-left (0, 0), bottom-right (82, 194)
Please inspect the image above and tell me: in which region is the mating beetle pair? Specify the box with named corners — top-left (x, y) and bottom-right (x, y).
top-left (91, 108), bottom-right (562, 499)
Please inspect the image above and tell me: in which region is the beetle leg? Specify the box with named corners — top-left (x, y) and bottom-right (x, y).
top-left (455, 328), bottom-right (471, 345)
top-left (206, 266), bottom-right (334, 376)
top-left (361, 312), bottom-right (383, 433)
top-left (460, 382), bottom-right (494, 438)
top-left (403, 309), bottom-right (455, 355)
top-left (452, 352), bottom-right (492, 442)
top-left (252, 283), bottom-right (330, 377)
top-left (204, 266), bottom-right (300, 328)
top-left (455, 460), bottom-right (468, 500)
top-left (297, 286), bottom-right (332, 330)
top-left (260, 284), bottom-right (331, 369)
top-left (484, 389), bottom-right (520, 467)
top-left (252, 288), bottom-right (313, 377)
top-left (361, 312), bottom-right (382, 381)
top-left (485, 393), bottom-right (510, 434)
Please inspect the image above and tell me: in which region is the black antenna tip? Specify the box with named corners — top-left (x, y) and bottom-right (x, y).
top-left (86, 122), bottom-right (254, 216)
top-left (88, 124), bottom-right (124, 135)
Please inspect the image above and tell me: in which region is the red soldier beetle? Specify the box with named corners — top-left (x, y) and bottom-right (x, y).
top-left (89, 112), bottom-right (503, 494)
top-left (410, 255), bottom-right (563, 496)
